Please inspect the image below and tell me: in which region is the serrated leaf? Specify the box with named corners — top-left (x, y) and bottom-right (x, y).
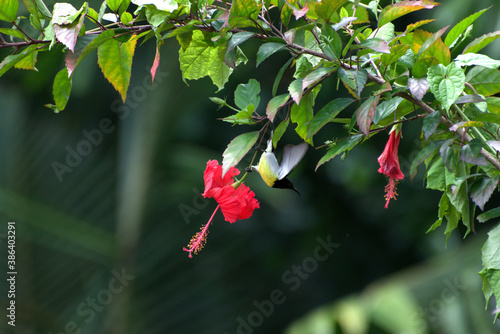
top-left (470, 177), bottom-right (498, 211)
top-left (315, 134), bottom-right (363, 170)
top-left (337, 68), bottom-right (367, 99)
top-left (482, 224), bottom-right (500, 269)
top-left (463, 31), bottom-right (500, 54)
top-left (378, 0), bottom-right (439, 28)
top-left (228, 0), bottom-right (262, 28)
top-left (179, 30), bottom-right (233, 91)
top-left (272, 118), bottom-right (290, 149)
top-left (444, 7), bottom-right (490, 47)
top-left (459, 144), bottom-right (487, 166)
top-left (478, 207), bottom-right (500, 223)
top-left (455, 53), bottom-right (500, 69)
top-left (0, 0), bottom-right (18, 22)
top-left (266, 93), bottom-right (290, 123)
top-left (315, 0), bottom-right (348, 23)
top-left (408, 77), bottom-right (428, 100)
top-left (409, 140), bottom-right (442, 181)
top-left (65, 30), bottom-right (115, 76)
top-left (256, 42), bottom-right (287, 67)
top-left (412, 28), bottom-right (450, 66)
top-left (54, 9), bottom-right (86, 52)
top-left (98, 37), bottom-right (137, 103)
top-left (427, 63), bottom-right (465, 111)
top-left (222, 131), bottom-right (260, 177)
top-left (465, 66), bottom-right (500, 97)
top-left (307, 98), bottom-right (354, 138)
top-left (14, 49), bottom-right (38, 70)
top-left (0, 45), bottom-right (37, 77)
top-left (52, 3), bottom-right (80, 25)
top-left (356, 95), bottom-right (379, 137)
top-left (53, 67), bottom-right (72, 111)
top-left (235, 79), bottom-right (260, 111)
top-left (415, 26), bottom-right (448, 61)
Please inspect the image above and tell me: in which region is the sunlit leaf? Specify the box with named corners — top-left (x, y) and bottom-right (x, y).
top-left (0, 45), bottom-right (37, 77)
top-left (408, 77), bottom-right (429, 101)
top-left (222, 131), bottom-right (259, 177)
top-left (228, 0), bottom-right (262, 28)
top-left (65, 30), bottom-right (115, 76)
top-left (291, 87), bottom-right (320, 145)
top-left (315, 0), bottom-right (348, 23)
top-left (378, 0), bottom-right (439, 28)
top-left (179, 30), bottom-right (233, 92)
top-left (352, 38), bottom-right (390, 54)
top-left (444, 6), bottom-right (491, 47)
top-left (98, 36), bottom-right (137, 102)
top-left (427, 63), bottom-right (465, 111)
top-left (107, 0), bottom-right (123, 12)
top-left (465, 66), bottom-right (500, 97)
top-left (463, 31), bottom-right (500, 54)
top-left (381, 44), bottom-right (410, 66)
top-left (14, 49), bottom-right (38, 70)
top-left (0, 0), bottom-right (18, 22)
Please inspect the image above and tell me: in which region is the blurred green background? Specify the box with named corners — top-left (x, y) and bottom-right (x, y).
top-left (1, 1), bottom-right (500, 333)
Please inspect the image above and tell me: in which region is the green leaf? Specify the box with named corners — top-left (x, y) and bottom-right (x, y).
top-left (266, 93), bottom-right (290, 123)
top-left (179, 30), bottom-right (233, 91)
top-left (356, 95), bottom-right (379, 137)
top-left (307, 98), bottom-right (354, 138)
top-left (288, 78), bottom-right (304, 105)
top-left (480, 224), bottom-right (500, 314)
top-left (272, 57), bottom-right (293, 97)
top-left (381, 45), bottom-right (411, 66)
top-left (302, 67), bottom-right (334, 92)
top-left (409, 140), bottom-right (442, 181)
top-left (0, 28), bottom-right (28, 41)
top-left (338, 68), bottom-right (367, 99)
top-left (352, 37), bottom-right (390, 54)
top-left (378, 0), bottom-right (438, 28)
top-left (455, 53), bottom-right (500, 69)
top-left (478, 207), bottom-right (500, 223)
top-left (107, 0), bottom-right (123, 12)
top-left (474, 112), bottom-right (500, 125)
top-left (121, 11), bottom-right (133, 24)
top-left (444, 6), bottom-right (491, 47)
top-left (272, 118), bottom-right (290, 149)
top-left (0, 0), bottom-right (18, 22)
top-left (52, 3), bottom-right (81, 25)
top-left (427, 63), bottom-right (465, 111)
top-left (0, 45), bottom-right (37, 77)
top-left (465, 66), bottom-right (500, 97)
top-left (315, 134), bottom-right (364, 170)
top-left (132, 0), bottom-right (178, 12)
top-left (256, 42), bottom-right (287, 67)
top-left (52, 67), bottom-right (72, 111)
top-left (234, 79), bottom-right (260, 111)
top-left (459, 144), bottom-right (487, 166)
top-left (422, 109), bottom-right (442, 140)
top-left (226, 31), bottom-right (255, 54)
top-left (463, 31), bottom-right (500, 54)
top-left (470, 177), bottom-right (498, 211)
top-left (415, 26), bottom-right (448, 61)
top-left (439, 139), bottom-right (457, 173)
top-left (14, 49), bottom-right (38, 70)
top-left (65, 30), bottom-right (115, 76)
top-left (228, 0), bottom-right (262, 28)
top-left (291, 87), bottom-right (320, 145)
top-left (426, 157), bottom-right (446, 191)
top-left (315, 0), bottom-right (348, 23)
top-left (222, 131), bottom-right (260, 177)
top-left (98, 37), bottom-right (137, 102)
top-left (373, 97), bottom-right (404, 124)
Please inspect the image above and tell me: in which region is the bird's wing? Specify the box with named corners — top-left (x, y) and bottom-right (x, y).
top-left (278, 143), bottom-right (308, 180)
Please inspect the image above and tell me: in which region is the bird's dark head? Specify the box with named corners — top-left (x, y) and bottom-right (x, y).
top-left (273, 177), bottom-right (301, 196)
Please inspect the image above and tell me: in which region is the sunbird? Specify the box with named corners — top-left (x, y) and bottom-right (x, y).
top-left (251, 135), bottom-right (308, 195)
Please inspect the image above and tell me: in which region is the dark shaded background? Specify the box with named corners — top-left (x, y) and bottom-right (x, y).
top-left (1, 1), bottom-right (500, 333)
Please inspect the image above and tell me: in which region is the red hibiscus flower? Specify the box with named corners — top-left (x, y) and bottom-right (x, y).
top-left (183, 160), bottom-right (259, 258)
top-left (378, 128), bottom-right (404, 209)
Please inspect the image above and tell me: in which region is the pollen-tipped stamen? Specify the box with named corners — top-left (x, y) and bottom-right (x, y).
top-left (183, 205), bottom-right (220, 258)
